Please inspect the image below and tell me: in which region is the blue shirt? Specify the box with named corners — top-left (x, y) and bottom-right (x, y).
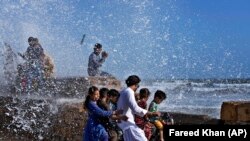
top-left (25, 45), bottom-right (44, 61)
top-left (83, 100), bottom-right (112, 141)
top-left (87, 52), bottom-right (105, 76)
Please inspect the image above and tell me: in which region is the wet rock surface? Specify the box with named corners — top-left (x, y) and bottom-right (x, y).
top-left (168, 112), bottom-right (221, 125)
top-left (0, 96), bottom-right (55, 140)
top-left (13, 76), bottom-right (121, 98)
top-left (45, 102), bottom-right (87, 141)
top-left (1, 96), bottom-right (250, 141)
top-left (0, 96), bottom-right (86, 141)
top-left (0, 76), bottom-right (120, 141)
top-left (0, 97), bottom-right (220, 141)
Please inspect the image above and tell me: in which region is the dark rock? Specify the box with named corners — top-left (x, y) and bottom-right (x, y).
top-left (167, 112), bottom-right (222, 125)
top-left (45, 102), bottom-right (86, 141)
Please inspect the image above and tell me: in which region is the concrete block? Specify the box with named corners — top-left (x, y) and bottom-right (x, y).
top-left (221, 101), bottom-right (250, 123)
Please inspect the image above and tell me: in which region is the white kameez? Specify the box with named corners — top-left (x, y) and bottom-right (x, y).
top-left (117, 87), bottom-right (148, 141)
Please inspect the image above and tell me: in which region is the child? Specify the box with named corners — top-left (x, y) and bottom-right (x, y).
top-left (148, 90), bottom-right (167, 141)
top-left (135, 88), bottom-right (155, 140)
top-left (134, 92), bottom-right (140, 102)
top-left (107, 89), bottom-right (120, 111)
top-left (97, 87), bottom-right (117, 141)
top-left (97, 87), bottom-right (110, 110)
top-left (83, 86), bottom-right (127, 141)
top-left (107, 89), bottom-right (122, 141)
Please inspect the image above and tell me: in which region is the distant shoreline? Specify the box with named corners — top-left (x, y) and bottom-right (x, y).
top-left (142, 78), bottom-right (250, 84)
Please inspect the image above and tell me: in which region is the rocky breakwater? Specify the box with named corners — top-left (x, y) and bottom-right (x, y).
top-left (0, 96), bottom-right (221, 141)
top-left (0, 96), bottom-right (55, 140)
top-left (27, 76), bottom-right (121, 98)
top-left (0, 76), bottom-right (121, 141)
top-left (168, 112), bottom-right (221, 125)
top-left (0, 96), bottom-right (86, 141)
top-left (53, 76), bottom-right (121, 97)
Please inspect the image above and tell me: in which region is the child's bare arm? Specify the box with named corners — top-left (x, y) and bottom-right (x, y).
top-left (145, 111), bottom-right (161, 117)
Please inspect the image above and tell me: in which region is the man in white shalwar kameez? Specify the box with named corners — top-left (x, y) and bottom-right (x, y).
top-left (117, 75), bottom-right (160, 141)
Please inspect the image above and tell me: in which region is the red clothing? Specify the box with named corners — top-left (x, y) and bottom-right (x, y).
top-left (135, 100), bottom-right (147, 128)
top-left (135, 99), bottom-right (154, 140)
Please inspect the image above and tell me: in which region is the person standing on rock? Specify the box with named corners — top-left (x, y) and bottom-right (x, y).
top-left (87, 43), bottom-right (111, 77)
top-left (18, 37), bottom-right (45, 92)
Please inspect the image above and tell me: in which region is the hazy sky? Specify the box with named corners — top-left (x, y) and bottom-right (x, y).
top-left (0, 0), bottom-right (249, 80)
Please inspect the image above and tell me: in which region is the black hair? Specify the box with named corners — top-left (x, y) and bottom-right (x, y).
top-left (33, 38), bottom-right (39, 42)
top-left (94, 43), bottom-right (102, 48)
top-left (99, 87), bottom-right (109, 99)
top-left (28, 37), bottom-right (34, 42)
top-left (139, 88), bottom-right (151, 99)
top-left (125, 75), bottom-right (141, 87)
top-left (154, 90), bottom-right (167, 100)
top-left (83, 86), bottom-right (99, 110)
top-left (108, 89), bottom-right (120, 97)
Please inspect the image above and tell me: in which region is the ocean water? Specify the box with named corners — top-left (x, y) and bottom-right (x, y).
top-left (138, 79), bottom-right (250, 119)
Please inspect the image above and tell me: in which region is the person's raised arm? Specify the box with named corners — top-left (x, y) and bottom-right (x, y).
top-left (90, 53), bottom-right (105, 67)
